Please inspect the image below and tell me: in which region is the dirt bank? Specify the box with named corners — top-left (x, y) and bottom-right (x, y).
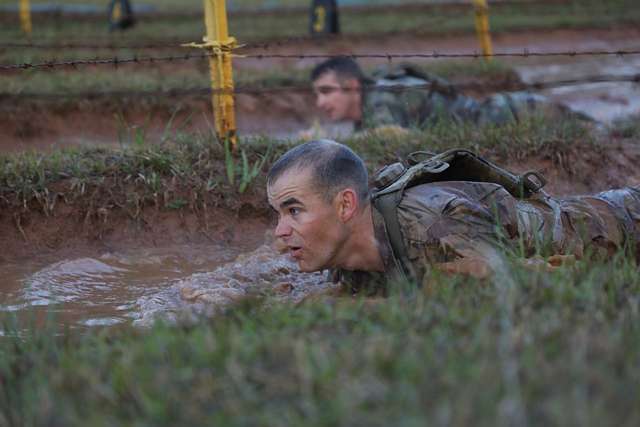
top-left (3, 139), bottom-right (639, 264)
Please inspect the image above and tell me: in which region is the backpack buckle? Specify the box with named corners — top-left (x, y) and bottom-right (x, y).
top-left (373, 162), bottom-right (406, 190)
top-left (407, 151), bottom-right (436, 165)
top-left (521, 171), bottom-right (547, 193)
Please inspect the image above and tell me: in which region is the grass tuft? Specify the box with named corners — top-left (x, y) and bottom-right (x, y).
top-left (1, 253), bottom-right (639, 425)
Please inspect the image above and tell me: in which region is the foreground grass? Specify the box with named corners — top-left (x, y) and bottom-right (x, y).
top-left (1, 253), bottom-right (639, 425)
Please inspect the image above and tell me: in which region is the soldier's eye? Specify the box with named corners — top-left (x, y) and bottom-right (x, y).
top-left (318, 86), bottom-right (338, 95)
top-left (289, 207), bottom-right (301, 216)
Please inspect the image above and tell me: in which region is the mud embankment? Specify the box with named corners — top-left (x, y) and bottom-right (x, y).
top-left (3, 140), bottom-right (640, 265)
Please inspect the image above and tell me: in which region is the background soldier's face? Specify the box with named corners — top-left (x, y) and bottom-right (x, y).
top-left (268, 167), bottom-right (349, 272)
top-left (313, 71), bottom-right (362, 122)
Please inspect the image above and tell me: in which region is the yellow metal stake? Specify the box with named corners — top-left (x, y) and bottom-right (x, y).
top-left (473, 0), bottom-right (493, 60)
top-left (19, 0), bottom-right (32, 37)
top-left (185, 0), bottom-right (238, 147)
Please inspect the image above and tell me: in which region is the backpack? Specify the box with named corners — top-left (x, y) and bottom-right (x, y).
top-left (370, 148), bottom-right (547, 283)
top-left (371, 64), bottom-right (459, 98)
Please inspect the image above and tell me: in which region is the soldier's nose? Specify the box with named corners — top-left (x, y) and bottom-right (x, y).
top-left (274, 220), bottom-right (292, 238)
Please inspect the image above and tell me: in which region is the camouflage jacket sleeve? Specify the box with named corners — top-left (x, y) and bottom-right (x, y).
top-left (337, 183), bottom-right (640, 294)
top-left (361, 86), bottom-right (480, 130)
top-left (397, 183), bottom-right (640, 286)
top-left (361, 91), bottom-right (407, 129)
top-left (396, 182), bottom-right (521, 285)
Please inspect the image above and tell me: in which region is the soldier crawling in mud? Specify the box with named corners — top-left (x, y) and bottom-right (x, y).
top-left (267, 140), bottom-right (640, 294)
top-left (310, 56), bottom-right (589, 134)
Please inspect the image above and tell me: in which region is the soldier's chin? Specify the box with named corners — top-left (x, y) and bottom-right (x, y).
top-left (296, 260), bottom-right (319, 273)
top-left (328, 111), bottom-right (342, 121)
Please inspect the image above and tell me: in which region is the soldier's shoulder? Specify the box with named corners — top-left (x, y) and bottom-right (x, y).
top-left (400, 181), bottom-right (502, 208)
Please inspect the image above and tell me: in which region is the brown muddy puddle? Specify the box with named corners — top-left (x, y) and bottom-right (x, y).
top-left (0, 242), bottom-right (334, 329)
top-left (509, 42), bottom-right (640, 123)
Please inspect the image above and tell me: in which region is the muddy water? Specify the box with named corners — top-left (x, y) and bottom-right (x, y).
top-left (0, 242), bottom-right (333, 329)
top-left (511, 45), bottom-right (640, 123)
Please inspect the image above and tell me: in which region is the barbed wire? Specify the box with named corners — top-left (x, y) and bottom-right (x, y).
top-left (0, 41), bottom-right (188, 50)
top-left (2, 73), bottom-right (638, 101)
top-left (2, 49), bottom-right (640, 72)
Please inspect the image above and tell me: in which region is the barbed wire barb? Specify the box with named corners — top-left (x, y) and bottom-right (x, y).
top-left (1, 73), bottom-right (638, 101)
top-left (3, 49), bottom-right (640, 72)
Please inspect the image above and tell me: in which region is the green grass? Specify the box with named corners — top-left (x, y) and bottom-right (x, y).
top-left (1, 252), bottom-right (639, 425)
top-left (0, 115), bottom-right (596, 217)
top-left (610, 113), bottom-right (640, 139)
top-left (0, 130), bottom-right (286, 217)
top-left (2, 0), bottom-right (638, 48)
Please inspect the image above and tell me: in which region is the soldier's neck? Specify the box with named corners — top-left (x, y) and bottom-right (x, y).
top-left (348, 92), bottom-right (363, 122)
top-left (337, 204), bottom-right (385, 272)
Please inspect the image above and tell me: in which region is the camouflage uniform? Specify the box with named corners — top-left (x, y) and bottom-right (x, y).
top-left (356, 67), bottom-right (581, 131)
top-left (336, 182), bottom-right (640, 294)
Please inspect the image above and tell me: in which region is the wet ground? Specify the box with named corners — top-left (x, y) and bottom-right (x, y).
top-left (508, 41), bottom-right (640, 123)
top-left (0, 241), bottom-right (334, 329)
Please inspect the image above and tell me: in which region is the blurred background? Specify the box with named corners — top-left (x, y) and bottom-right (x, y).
top-left (1, 0), bottom-right (639, 151)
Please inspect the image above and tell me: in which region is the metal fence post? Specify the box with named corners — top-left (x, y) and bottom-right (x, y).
top-left (473, 0), bottom-right (493, 60)
top-left (19, 0), bottom-right (32, 37)
top-left (186, 0), bottom-right (238, 147)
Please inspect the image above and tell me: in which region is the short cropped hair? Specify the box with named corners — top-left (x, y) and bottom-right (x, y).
top-left (311, 56), bottom-right (371, 86)
top-left (267, 140), bottom-right (369, 204)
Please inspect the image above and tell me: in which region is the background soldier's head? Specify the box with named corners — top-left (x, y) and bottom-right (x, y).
top-left (311, 57), bottom-right (370, 122)
top-left (267, 139), bottom-right (370, 272)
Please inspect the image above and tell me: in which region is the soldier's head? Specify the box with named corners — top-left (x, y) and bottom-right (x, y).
top-left (311, 57), bottom-right (369, 122)
top-left (267, 139), bottom-right (370, 272)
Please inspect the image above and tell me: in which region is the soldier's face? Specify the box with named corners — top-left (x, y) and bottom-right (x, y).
top-left (268, 167), bottom-right (349, 272)
top-left (313, 71), bottom-right (361, 122)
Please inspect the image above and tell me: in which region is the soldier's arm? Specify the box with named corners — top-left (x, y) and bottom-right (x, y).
top-left (362, 92), bottom-right (405, 129)
top-left (431, 235), bottom-right (508, 280)
top-left (411, 194), bottom-right (514, 284)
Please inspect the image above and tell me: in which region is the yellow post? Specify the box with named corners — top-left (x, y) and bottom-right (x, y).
top-left (203, 0), bottom-right (237, 146)
top-left (19, 0), bottom-right (32, 37)
top-left (473, 0), bottom-right (493, 59)
top-left (111, 1), bottom-right (122, 23)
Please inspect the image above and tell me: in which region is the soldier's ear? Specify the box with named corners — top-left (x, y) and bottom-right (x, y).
top-left (343, 78), bottom-right (360, 92)
top-left (335, 188), bottom-right (358, 222)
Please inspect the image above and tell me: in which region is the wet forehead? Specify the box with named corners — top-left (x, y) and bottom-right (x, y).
top-left (268, 167), bottom-right (319, 207)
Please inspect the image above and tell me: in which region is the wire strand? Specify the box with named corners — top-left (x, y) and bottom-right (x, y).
top-left (2, 49), bottom-right (640, 72)
top-left (2, 73), bottom-right (638, 100)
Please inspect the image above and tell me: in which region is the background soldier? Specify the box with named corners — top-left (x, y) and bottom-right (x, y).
top-left (310, 56), bottom-right (591, 133)
top-left (267, 140), bottom-right (640, 294)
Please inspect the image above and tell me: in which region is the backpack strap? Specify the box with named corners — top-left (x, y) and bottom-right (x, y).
top-left (371, 190), bottom-right (418, 287)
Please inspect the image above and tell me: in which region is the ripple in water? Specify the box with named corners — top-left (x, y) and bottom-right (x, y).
top-left (1, 242), bottom-right (336, 328)
top-left (135, 244), bottom-right (337, 326)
